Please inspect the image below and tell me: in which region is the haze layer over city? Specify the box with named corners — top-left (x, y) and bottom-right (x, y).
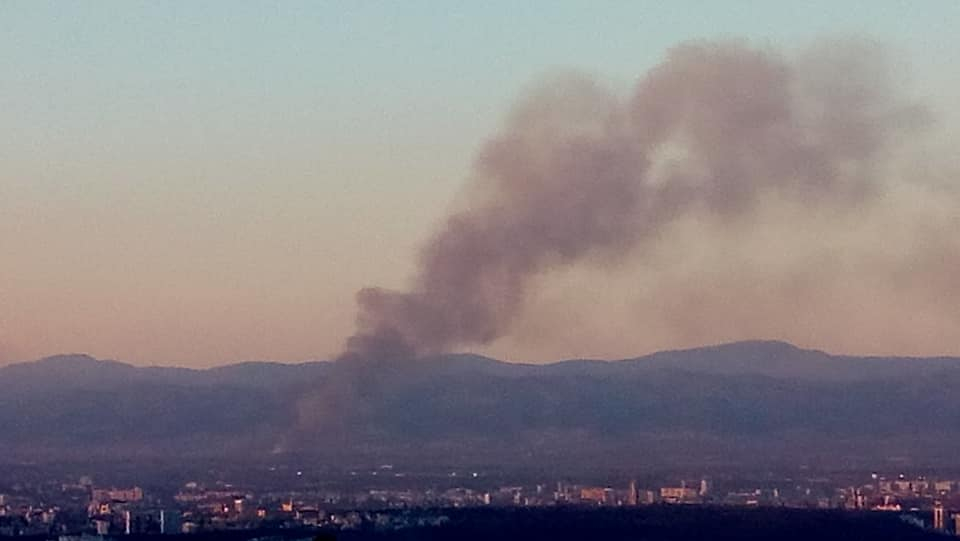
top-left (2, 1), bottom-right (960, 540)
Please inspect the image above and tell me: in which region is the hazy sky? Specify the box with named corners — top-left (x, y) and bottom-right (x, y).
top-left (2, 1), bottom-right (958, 366)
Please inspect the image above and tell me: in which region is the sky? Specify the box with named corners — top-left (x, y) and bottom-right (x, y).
top-left (1, 1), bottom-right (958, 367)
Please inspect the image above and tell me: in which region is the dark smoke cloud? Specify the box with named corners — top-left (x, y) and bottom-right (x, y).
top-left (342, 39), bottom-right (928, 360)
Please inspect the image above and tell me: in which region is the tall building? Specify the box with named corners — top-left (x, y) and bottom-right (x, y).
top-left (627, 480), bottom-right (638, 506)
top-left (933, 501), bottom-right (945, 530)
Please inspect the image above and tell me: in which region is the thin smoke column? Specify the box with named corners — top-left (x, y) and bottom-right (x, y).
top-left (343, 39), bottom-right (925, 361)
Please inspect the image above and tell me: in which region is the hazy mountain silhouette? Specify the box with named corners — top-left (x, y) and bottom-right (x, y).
top-left (2, 341), bottom-right (959, 466)
top-left (0, 354), bottom-right (332, 394)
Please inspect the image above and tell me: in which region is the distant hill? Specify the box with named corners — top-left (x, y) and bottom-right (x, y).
top-left (0, 354), bottom-right (332, 393)
top-left (2, 341), bottom-right (960, 468)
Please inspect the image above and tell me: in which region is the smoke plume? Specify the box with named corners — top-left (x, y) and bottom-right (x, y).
top-left (342, 38), bottom-right (935, 361)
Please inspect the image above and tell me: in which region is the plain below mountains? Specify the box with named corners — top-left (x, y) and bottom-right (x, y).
top-left (2, 340), bottom-right (959, 468)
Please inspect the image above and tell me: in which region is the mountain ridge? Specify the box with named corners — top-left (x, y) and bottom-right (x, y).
top-left (4, 340), bottom-right (960, 467)
top-left (8, 339), bottom-right (958, 374)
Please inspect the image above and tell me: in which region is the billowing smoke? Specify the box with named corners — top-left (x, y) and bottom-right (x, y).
top-left (342, 38), bottom-right (931, 361)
